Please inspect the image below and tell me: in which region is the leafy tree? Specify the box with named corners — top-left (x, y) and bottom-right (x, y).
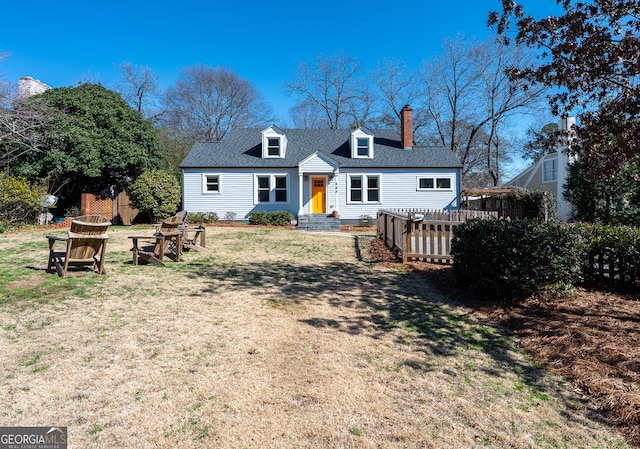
top-left (564, 156), bottom-right (640, 225)
top-left (12, 83), bottom-right (161, 197)
top-left (0, 169), bottom-right (48, 225)
top-left (522, 122), bottom-right (559, 162)
top-left (162, 64), bottom-right (272, 142)
top-left (127, 170), bottom-right (181, 222)
top-left (489, 0), bottom-right (640, 178)
top-left (156, 127), bottom-right (195, 181)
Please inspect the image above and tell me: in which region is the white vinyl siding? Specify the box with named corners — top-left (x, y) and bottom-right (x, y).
top-left (183, 168), bottom-right (298, 220)
top-left (334, 169), bottom-right (460, 219)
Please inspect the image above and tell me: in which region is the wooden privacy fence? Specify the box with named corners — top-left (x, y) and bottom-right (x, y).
top-left (377, 209), bottom-right (498, 264)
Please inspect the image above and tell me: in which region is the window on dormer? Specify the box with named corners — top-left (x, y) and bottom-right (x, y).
top-left (357, 138), bottom-right (369, 157)
top-left (267, 137), bottom-right (280, 157)
top-left (351, 128), bottom-right (373, 159)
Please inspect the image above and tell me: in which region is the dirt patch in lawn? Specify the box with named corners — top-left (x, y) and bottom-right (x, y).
top-left (369, 237), bottom-right (640, 446)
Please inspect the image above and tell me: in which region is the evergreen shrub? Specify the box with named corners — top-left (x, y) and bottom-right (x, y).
top-left (187, 212), bottom-right (219, 224)
top-left (451, 219), bottom-right (586, 300)
top-left (127, 170), bottom-right (181, 222)
top-left (248, 210), bottom-right (295, 226)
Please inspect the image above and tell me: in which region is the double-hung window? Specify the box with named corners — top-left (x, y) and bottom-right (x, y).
top-left (356, 138), bottom-right (370, 157)
top-left (267, 138), bottom-right (280, 157)
top-left (255, 174), bottom-right (289, 204)
top-left (543, 158), bottom-right (558, 182)
top-left (203, 174), bottom-right (220, 194)
top-left (257, 176), bottom-right (270, 202)
top-left (274, 175), bottom-right (287, 202)
top-left (349, 174), bottom-right (380, 203)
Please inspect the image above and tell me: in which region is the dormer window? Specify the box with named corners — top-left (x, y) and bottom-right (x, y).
top-left (267, 137), bottom-right (280, 156)
top-left (261, 125), bottom-right (287, 158)
top-left (350, 128), bottom-right (374, 159)
top-left (357, 138), bottom-right (369, 157)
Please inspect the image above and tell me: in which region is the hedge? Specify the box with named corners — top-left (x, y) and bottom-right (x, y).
top-left (451, 219), bottom-right (586, 299)
top-left (248, 210), bottom-right (295, 226)
top-left (450, 219), bottom-right (640, 300)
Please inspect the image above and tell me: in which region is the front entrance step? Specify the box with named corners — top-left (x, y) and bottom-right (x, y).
top-left (297, 214), bottom-right (340, 232)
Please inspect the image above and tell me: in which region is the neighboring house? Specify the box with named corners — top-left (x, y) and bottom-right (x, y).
top-left (505, 117), bottom-right (576, 221)
top-left (18, 76), bottom-right (50, 98)
top-left (180, 106), bottom-right (462, 223)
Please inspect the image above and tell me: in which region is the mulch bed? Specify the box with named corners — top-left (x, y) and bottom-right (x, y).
top-left (369, 237), bottom-right (640, 447)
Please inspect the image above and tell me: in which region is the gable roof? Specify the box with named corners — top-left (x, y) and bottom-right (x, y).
top-left (180, 128), bottom-right (462, 169)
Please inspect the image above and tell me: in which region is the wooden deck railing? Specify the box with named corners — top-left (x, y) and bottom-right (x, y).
top-left (376, 209), bottom-right (498, 264)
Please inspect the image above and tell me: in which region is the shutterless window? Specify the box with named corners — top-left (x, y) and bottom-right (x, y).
top-left (419, 178), bottom-right (434, 189)
top-left (543, 159), bottom-right (557, 182)
top-left (356, 138), bottom-right (369, 156)
top-left (257, 176), bottom-right (270, 202)
top-left (204, 175), bottom-right (219, 192)
top-left (418, 177), bottom-right (452, 190)
top-left (267, 137), bottom-right (280, 156)
top-left (274, 176), bottom-right (287, 202)
top-left (350, 176), bottom-right (363, 202)
top-left (367, 176), bottom-right (379, 202)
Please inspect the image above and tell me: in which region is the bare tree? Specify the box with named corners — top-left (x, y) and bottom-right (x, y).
top-left (0, 53), bottom-right (57, 169)
top-left (420, 36), bottom-right (546, 186)
top-left (372, 58), bottom-right (421, 129)
top-left (285, 52), bottom-right (371, 129)
top-left (115, 62), bottom-right (161, 117)
top-left (162, 64), bottom-right (272, 142)
top-left (0, 99), bottom-right (53, 168)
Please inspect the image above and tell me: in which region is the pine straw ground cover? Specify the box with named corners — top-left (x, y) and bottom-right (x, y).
top-left (368, 238), bottom-right (640, 447)
top-left (0, 225), bottom-right (632, 448)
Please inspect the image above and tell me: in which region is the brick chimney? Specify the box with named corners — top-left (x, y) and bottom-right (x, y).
top-left (400, 104), bottom-right (413, 149)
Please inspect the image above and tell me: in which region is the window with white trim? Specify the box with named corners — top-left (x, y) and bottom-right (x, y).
top-left (255, 174), bottom-right (289, 204)
top-left (350, 128), bottom-right (374, 159)
top-left (543, 158), bottom-right (557, 182)
top-left (202, 174), bottom-right (220, 194)
top-left (417, 176), bottom-right (453, 190)
top-left (267, 137), bottom-right (280, 157)
top-left (257, 175), bottom-right (270, 202)
top-left (357, 138), bottom-right (370, 157)
top-left (261, 126), bottom-right (287, 158)
top-left (274, 175), bottom-right (287, 202)
top-left (349, 174), bottom-right (380, 203)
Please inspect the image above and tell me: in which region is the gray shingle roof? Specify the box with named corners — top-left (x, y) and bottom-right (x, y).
top-left (180, 128), bottom-right (462, 169)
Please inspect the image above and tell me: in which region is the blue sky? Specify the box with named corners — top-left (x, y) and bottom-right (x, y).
top-left (1, 0), bottom-right (561, 123)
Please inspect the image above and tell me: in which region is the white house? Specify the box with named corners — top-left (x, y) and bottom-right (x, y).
top-left (180, 106), bottom-right (462, 224)
top-left (505, 117), bottom-right (576, 221)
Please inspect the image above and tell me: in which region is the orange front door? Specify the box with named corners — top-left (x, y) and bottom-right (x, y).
top-left (311, 177), bottom-right (326, 214)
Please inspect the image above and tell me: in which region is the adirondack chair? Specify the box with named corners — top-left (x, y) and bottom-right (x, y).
top-left (170, 210), bottom-right (188, 225)
top-left (46, 215), bottom-right (112, 277)
top-left (128, 220), bottom-right (183, 266)
top-left (169, 210), bottom-right (207, 252)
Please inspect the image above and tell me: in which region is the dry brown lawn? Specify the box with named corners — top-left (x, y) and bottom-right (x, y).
top-left (0, 224), bottom-right (632, 448)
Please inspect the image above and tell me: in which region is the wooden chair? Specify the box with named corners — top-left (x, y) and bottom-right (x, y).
top-left (168, 210), bottom-right (207, 252)
top-left (181, 224), bottom-right (207, 252)
top-left (169, 210), bottom-right (188, 225)
top-left (46, 215), bottom-right (112, 277)
top-left (128, 220), bottom-right (183, 266)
